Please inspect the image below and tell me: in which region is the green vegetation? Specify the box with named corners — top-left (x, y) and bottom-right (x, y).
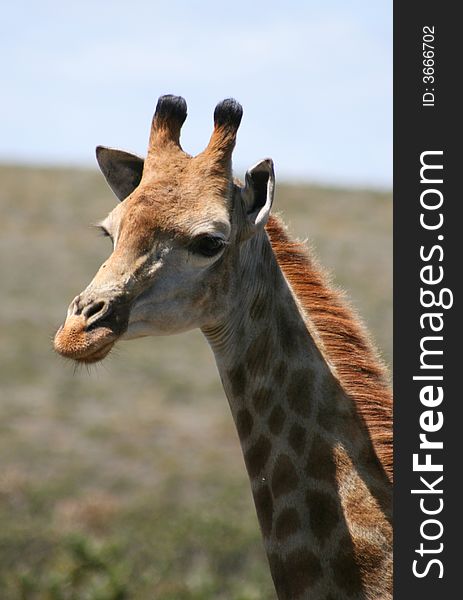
top-left (0, 164), bottom-right (391, 599)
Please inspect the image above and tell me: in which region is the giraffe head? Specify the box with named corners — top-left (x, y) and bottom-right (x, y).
top-left (54, 95), bottom-right (275, 363)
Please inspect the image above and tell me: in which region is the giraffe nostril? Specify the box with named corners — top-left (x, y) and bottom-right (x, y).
top-left (68, 295), bottom-right (83, 317)
top-left (84, 300), bottom-right (106, 319)
top-left (83, 300), bottom-right (110, 328)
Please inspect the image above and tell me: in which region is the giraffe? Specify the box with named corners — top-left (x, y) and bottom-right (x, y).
top-left (54, 95), bottom-right (392, 600)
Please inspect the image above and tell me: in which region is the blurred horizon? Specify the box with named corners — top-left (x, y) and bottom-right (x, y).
top-left (0, 159), bottom-right (392, 192)
top-left (1, 0), bottom-right (391, 188)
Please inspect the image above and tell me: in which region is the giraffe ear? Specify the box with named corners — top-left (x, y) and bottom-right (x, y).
top-left (241, 159), bottom-right (275, 228)
top-left (96, 146), bottom-right (145, 201)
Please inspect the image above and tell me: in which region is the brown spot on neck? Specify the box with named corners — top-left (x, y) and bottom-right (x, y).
top-left (245, 330), bottom-right (275, 377)
top-left (305, 435), bottom-right (336, 482)
top-left (253, 484), bottom-right (273, 538)
top-left (244, 435), bottom-right (272, 478)
top-left (288, 423), bottom-right (307, 456)
top-left (252, 387), bottom-right (273, 415)
top-left (330, 535), bottom-right (364, 596)
top-left (269, 548), bottom-right (323, 599)
top-left (273, 360), bottom-right (288, 386)
top-left (271, 454), bottom-right (299, 498)
top-left (287, 369), bottom-right (314, 419)
top-left (306, 489), bottom-right (339, 543)
top-left (227, 363), bottom-right (247, 397)
top-left (275, 507), bottom-right (301, 541)
top-left (236, 408), bottom-right (253, 440)
top-left (268, 406), bottom-right (286, 435)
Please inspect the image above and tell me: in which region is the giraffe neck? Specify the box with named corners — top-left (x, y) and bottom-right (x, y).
top-left (202, 230), bottom-right (392, 600)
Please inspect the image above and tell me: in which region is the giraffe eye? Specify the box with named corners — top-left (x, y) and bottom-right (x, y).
top-left (191, 235), bottom-right (226, 257)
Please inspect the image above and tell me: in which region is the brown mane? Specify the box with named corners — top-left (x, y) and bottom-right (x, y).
top-left (266, 215), bottom-right (393, 481)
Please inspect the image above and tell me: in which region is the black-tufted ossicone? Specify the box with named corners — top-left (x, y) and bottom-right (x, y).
top-left (154, 94), bottom-right (188, 127)
top-left (148, 95), bottom-right (188, 154)
top-left (213, 98), bottom-right (243, 130)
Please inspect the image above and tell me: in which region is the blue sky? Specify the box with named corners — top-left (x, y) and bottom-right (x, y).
top-left (1, 1), bottom-right (391, 186)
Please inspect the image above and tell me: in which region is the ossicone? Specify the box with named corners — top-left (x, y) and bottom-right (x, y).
top-left (148, 94), bottom-right (188, 154)
top-left (213, 98), bottom-right (243, 130)
top-left (201, 98), bottom-right (243, 167)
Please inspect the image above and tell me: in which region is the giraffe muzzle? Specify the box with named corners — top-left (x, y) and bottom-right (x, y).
top-left (54, 295), bottom-right (130, 363)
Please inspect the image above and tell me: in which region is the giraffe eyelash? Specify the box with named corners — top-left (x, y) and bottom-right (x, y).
top-left (189, 235), bottom-right (227, 257)
top-left (95, 225), bottom-right (113, 241)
